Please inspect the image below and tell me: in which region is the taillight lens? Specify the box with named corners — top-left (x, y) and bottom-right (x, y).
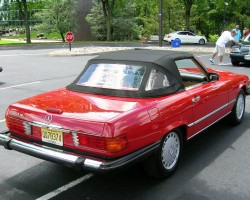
top-left (75, 133), bottom-right (128, 153)
top-left (6, 116), bottom-right (26, 135)
top-left (6, 117), bottom-right (41, 139)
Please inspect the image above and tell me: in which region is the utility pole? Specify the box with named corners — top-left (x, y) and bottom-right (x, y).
top-left (158, 0), bottom-right (163, 47)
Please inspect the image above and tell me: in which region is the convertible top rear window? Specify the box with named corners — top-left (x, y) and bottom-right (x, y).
top-left (76, 63), bottom-right (146, 91)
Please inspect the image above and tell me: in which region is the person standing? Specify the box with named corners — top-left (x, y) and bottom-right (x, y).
top-left (210, 29), bottom-right (241, 66)
top-left (243, 27), bottom-right (249, 39)
top-left (234, 25), bottom-right (242, 42)
top-left (231, 25), bottom-right (241, 47)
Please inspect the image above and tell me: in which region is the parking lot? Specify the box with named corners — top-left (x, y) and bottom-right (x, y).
top-left (0, 46), bottom-right (250, 200)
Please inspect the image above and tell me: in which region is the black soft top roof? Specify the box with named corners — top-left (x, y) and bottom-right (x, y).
top-left (67, 49), bottom-right (194, 98)
top-left (91, 49), bottom-right (193, 67)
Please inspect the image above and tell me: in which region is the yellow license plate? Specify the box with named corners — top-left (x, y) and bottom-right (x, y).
top-left (41, 128), bottom-right (63, 146)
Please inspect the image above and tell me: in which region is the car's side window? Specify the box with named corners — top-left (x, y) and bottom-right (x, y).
top-left (145, 69), bottom-right (170, 91)
top-left (175, 59), bottom-right (207, 88)
top-left (188, 32), bottom-right (195, 36)
top-left (178, 32), bottom-right (185, 35)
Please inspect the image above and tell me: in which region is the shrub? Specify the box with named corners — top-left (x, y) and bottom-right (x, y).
top-left (209, 34), bottom-right (219, 42)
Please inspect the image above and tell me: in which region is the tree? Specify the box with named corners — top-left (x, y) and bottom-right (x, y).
top-left (85, 2), bottom-right (106, 40)
top-left (182, 0), bottom-right (195, 31)
top-left (100, 0), bottom-right (112, 41)
top-left (86, 0), bottom-right (141, 41)
top-left (35, 0), bottom-right (77, 42)
top-left (17, 0), bottom-right (31, 43)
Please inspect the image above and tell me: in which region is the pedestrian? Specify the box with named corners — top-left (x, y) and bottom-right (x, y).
top-left (243, 27), bottom-right (249, 39)
top-left (210, 29), bottom-right (242, 66)
top-left (231, 25), bottom-right (241, 47)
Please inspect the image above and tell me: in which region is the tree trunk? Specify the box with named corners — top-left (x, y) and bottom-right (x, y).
top-left (60, 32), bottom-right (65, 43)
top-left (101, 0), bottom-right (112, 41)
top-left (17, 0), bottom-right (31, 44)
top-left (185, 8), bottom-right (191, 30)
top-left (183, 0), bottom-right (194, 31)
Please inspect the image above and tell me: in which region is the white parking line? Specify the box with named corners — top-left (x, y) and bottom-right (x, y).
top-left (0, 81), bottom-right (41, 91)
top-left (36, 173), bottom-right (94, 200)
top-left (0, 53), bottom-right (48, 57)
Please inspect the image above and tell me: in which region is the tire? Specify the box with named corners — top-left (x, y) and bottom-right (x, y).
top-left (227, 89), bottom-right (245, 125)
top-left (199, 39), bottom-right (205, 45)
top-left (143, 129), bottom-right (183, 178)
top-left (231, 61), bottom-right (240, 66)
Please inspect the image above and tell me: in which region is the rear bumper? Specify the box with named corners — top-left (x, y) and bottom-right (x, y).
top-left (230, 54), bottom-right (250, 62)
top-left (0, 131), bottom-right (160, 172)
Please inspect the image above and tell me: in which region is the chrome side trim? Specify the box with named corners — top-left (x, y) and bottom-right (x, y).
top-left (188, 111), bottom-right (231, 140)
top-left (188, 99), bottom-right (235, 128)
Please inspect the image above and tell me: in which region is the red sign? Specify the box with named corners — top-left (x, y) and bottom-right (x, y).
top-left (66, 32), bottom-right (74, 43)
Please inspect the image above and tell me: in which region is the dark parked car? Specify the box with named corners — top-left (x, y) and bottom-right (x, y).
top-left (230, 34), bottom-right (250, 66)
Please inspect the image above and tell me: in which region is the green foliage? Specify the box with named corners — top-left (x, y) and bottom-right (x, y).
top-left (85, 2), bottom-right (106, 41)
top-left (34, 0), bottom-right (77, 42)
top-left (2, 0), bottom-right (250, 42)
top-left (208, 34), bottom-right (219, 42)
top-left (111, 3), bottom-right (140, 40)
top-left (86, 1), bottom-right (141, 41)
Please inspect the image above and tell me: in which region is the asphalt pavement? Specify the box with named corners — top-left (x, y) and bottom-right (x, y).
top-left (0, 44), bottom-right (249, 200)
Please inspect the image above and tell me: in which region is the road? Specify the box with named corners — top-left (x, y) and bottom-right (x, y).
top-left (0, 45), bottom-right (250, 200)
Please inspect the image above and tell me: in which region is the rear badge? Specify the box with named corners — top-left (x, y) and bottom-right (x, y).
top-left (10, 110), bottom-right (24, 118)
top-left (44, 114), bottom-right (53, 124)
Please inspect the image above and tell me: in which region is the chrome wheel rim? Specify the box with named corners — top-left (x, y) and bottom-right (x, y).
top-left (161, 132), bottom-right (180, 170)
top-left (236, 93), bottom-right (244, 120)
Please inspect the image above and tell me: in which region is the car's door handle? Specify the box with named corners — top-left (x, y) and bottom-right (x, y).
top-left (192, 96), bottom-right (201, 102)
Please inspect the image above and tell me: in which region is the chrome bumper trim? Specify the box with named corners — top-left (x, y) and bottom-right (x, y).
top-left (0, 131), bottom-right (160, 172)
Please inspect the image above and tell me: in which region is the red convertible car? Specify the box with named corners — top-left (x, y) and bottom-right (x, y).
top-left (0, 49), bottom-right (249, 178)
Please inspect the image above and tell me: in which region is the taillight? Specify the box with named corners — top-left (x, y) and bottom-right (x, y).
top-left (6, 116), bottom-right (26, 135)
top-left (74, 133), bottom-right (128, 153)
top-left (167, 35), bottom-right (172, 38)
top-left (5, 117), bottom-right (40, 139)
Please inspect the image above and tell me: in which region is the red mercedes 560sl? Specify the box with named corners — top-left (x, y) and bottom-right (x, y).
top-left (0, 49), bottom-right (249, 178)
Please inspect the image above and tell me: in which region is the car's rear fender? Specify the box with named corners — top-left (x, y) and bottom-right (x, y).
top-left (160, 120), bottom-right (189, 141)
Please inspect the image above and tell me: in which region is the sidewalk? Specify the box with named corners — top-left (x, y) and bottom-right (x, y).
top-left (49, 46), bottom-right (229, 56)
top-left (1, 38), bottom-right (231, 56)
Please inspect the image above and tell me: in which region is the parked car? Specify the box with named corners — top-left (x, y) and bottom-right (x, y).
top-left (230, 34), bottom-right (250, 66)
top-left (0, 49), bottom-right (249, 178)
top-left (149, 35), bottom-right (159, 42)
top-left (164, 31), bottom-right (207, 45)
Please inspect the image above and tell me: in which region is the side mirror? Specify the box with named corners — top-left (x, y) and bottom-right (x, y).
top-left (209, 73), bottom-right (219, 81)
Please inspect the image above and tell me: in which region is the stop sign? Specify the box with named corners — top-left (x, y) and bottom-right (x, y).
top-left (66, 32), bottom-right (74, 43)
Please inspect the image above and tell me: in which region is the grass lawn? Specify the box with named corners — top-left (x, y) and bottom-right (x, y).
top-left (0, 39), bottom-right (25, 45)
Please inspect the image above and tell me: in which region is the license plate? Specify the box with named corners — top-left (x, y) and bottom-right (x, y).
top-left (41, 128), bottom-right (63, 146)
top-left (244, 55), bottom-right (250, 60)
